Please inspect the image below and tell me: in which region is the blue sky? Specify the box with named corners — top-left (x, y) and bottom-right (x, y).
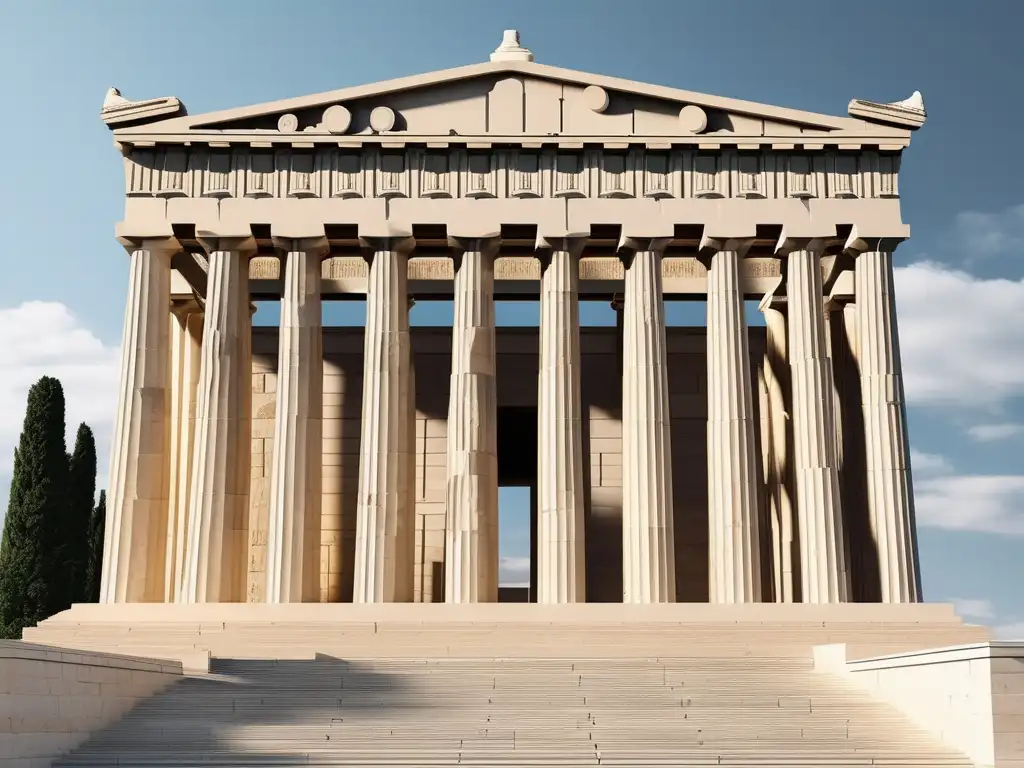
top-left (0, 0), bottom-right (1021, 628)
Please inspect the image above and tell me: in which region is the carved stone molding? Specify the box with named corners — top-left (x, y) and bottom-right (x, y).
top-left (124, 146), bottom-right (901, 202)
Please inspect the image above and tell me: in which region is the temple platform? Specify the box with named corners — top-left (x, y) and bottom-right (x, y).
top-left (23, 602), bottom-right (989, 673)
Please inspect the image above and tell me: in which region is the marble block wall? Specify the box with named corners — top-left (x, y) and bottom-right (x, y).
top-left (248, 325), bottom-right (766, 603)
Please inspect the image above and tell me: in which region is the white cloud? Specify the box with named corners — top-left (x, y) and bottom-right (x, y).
top-left (0, 302), bottom-right (119, 506)
top-left (967, 423), bottom-right (1024, 442)
top-left (953, 203), bottom-right (1024, 264)
top-left (910, 448), bottom-right (953, 475)
top-left (895, 262), bottom-right (1024, 409)
top-left (948, 598), bottom-right (995, 620)
top-left (499, 556), bottom-right (530, 586)
top-left (909, 448), bottom-right (1024, 536)
top-left (916, 472), bottom-right (1024, 535)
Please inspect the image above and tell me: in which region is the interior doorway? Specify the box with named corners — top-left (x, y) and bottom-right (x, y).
top-left (497, 406), bottom-right (537, 602)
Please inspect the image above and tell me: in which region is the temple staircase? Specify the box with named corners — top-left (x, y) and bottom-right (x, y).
top-left (25, 603), bottom-right (988, 767)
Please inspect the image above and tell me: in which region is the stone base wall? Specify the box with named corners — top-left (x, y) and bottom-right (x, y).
top-left (0, 641), bottom-right (181, 767)
top-left (247, 325), bottom-right (766, 603)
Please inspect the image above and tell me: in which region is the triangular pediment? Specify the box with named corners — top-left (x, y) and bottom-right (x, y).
top-left (109, 60), bottom-right (912, 146)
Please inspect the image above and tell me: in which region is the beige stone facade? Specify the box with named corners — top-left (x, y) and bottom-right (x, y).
top-left (98, 31), bottom-right (927, 607)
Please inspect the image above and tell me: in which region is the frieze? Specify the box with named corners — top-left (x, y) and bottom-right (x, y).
top-left (125, 146), bottom-right (899, 202)
top-left (247, 255), bottom-right (795, 282)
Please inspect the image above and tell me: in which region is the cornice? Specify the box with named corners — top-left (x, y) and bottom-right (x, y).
top-left (848, 91), bottom-right (927, 130)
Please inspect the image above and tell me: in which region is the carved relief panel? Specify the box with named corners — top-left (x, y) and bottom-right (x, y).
top-left (460, 151), bottom-right (497, 198)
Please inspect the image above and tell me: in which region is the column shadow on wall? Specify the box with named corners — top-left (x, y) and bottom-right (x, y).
top-left (833, 322), bottom-right (881, 603)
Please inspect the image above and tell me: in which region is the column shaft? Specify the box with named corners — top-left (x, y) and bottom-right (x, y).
top-left (266, 242), bottom-right (325, 603)
top-left (165, 301), bottom-right (203, 602)
top-left (537, 243), bottom-right (586, 603)
top-left (101, 244), bottom-right (174, 603)
top-left (759, 302), bottom-right (796, 603)
top-left (354, 241), bottom-right (416, 603)
top-left (787, 248), bottom-right (848, 603)
top-left (444, 239), bottom-right (499, 603)
top-left (705, 246), bottom-right (761, 603)
top-left (181, 244), bottom-right (253, 603)
top-left (855, 250), bottom-right (921, 602)
top-left (621, 244), bottom-right (675, 604)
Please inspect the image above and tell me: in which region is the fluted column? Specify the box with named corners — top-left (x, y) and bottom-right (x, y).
top-left (181, 236), bottom-right (255, 603)
top-left (101, 239), bottom-right (176, 604)
top-left (265, 237), bottom-right (328, 604)
top-left (353, 236), bottom-right (417, 603)
top-left (165, 297), bottom-right (203, 603)
top-left (778, 235), bottom-right (848, 603)
top-left (848, 235), bottom-right (921, 602)
top-left (699, 235), bottom-right (761, 604)
top-left (620, 236), bottom-right (675, 604)
top-left (444, 236), bottom-right (500, 603)
top-left (536, 235), bottom-right (587, 604)
top-left (757, 293), bottom-right (797, 603)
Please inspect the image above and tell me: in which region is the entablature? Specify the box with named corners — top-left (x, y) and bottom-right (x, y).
top-left (122, 145), bottom-right (902, 203)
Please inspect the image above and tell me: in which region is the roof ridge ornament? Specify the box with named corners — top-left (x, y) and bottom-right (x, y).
top-left (490, 30), bottom-right (534, 62)
top-left (101, 86), bottom-right (184, 128)
top-left (847, 89), bottom-right (926, 130)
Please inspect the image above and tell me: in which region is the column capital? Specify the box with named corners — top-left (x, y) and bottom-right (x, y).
top-left (698, 234), bottom-right (755, 260)
top-left (842, 224), bottom-right (910, 256)
top-left (359, 235), bottom-right (415, 257)
top-left (195, 232), bottom-right (257, 257)
top-left (536, 233), bottom-right (588, 257)
top-left (616, 235), bottom-right (671, 256)
top-left (448, 234), bottom-right (502, 259)
top-left (272, 235), bottom-right (330, 258)
top-left (117, 235), bottom-right (182, 256)
top-left (775, 226), bottom-right (837, 257)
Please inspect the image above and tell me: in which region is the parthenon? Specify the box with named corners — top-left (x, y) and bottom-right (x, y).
top-left (95, 30), bottom-right (925, 608)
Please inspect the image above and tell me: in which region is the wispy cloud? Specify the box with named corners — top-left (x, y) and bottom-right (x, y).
top-left (953, 203), bottom-right (1024, 265)
top-left (895, 262), bottom-right (1024, 410)
top-left (948, 597), bottom-right (995, 620)
top-left (910, 448), bottom-right (953, 475)
top-left (967, 423), bottom-right (1024, 442)
top-left (499, 556), bottom-right (530, 586)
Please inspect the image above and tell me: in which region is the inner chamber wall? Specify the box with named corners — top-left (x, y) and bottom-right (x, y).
top-left (247, 325), bottom-right (768, 604)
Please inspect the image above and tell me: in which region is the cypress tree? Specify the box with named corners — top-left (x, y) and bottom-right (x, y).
top-left (66, 423), bottom-right (97, 606)
top-left (0, 377), bottom-right (68, 638)
top-left (84, 490), bottom-right (106, 603)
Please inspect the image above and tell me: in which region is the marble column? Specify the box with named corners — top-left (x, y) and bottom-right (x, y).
top-left (757, 293), bottom-right (796, 603)
top-left (444, 236), bottom-right (500, 603)
top-left (165, 297), bottom-right (203, 603)
top-left (181, 237), bottom-right (255, 603)
top-left (850, 239), bottom-right (921, 602)
top-left (699, 236), bottom-right (761, 604)
top-left (101, 239), bottom-right (176, 604)
top-left (265, 237), bottom-right (328, 604)
top-left (619, 237), bottom-right (675, 604)
top-left (778, 236), bottom-right (848, 603)
top-left (536, 236), bottom-right (587, 604)
top-left (353, 236), bottom-right (416, 603)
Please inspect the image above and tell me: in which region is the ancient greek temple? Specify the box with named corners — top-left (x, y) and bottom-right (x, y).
top-left (97, 30), bottom-right (926, 609)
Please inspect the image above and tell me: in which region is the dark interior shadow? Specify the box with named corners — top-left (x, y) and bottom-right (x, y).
top-left (54, 659), bottom-right (419, 766)
top-left (831, 315), bottom-right (880, 602)
top-left (581, 327), bottom-right (623, 602)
